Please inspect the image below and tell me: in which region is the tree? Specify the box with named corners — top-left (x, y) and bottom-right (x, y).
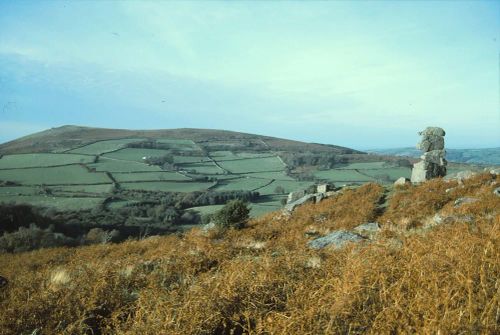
top-left (212, 199), bottom-right (250, 229)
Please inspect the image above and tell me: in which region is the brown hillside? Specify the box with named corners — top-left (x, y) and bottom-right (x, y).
top-left (0, 173), bottom-right (498, 334)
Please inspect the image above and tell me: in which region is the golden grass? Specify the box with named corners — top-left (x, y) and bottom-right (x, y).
top-left (0, 175), bottom-right (498, 334)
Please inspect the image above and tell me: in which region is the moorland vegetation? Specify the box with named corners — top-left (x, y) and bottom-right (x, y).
top-left (0, 172), bottom-right (498, 334)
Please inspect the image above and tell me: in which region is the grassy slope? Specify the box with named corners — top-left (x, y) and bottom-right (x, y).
top-left (0, 173), bottom-right (498, 334)
top-left (0, 125), bottom-right (362, 155)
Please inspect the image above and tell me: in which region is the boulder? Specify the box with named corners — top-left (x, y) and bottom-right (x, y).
top-left (353, 222), bottom-right (381, 238)
top-left (284, 194), bottom-right (316, 212)
top-left (287, 190), bottom-right (306, 204)
top-left (394, 177), bottom-right (409, 186)
top-left (421, 150), bottom-right (447, 165)
top-left (308, 231), bottom-right (365, 249)
top-left (317, 183), bottom-right (334, 193)
top-left (418, 127), bottom-right (446, 137)
top-left (410, 161), bottom-right (427, 183)
top-left (417, 135), bottom-right (444, 151)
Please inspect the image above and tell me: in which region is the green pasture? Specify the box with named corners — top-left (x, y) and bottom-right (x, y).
top-left (242, 171), bottom-right (295, 180)
top-left (173, 155), bottom-right (211, 164)
top-left (103, 148), bottom-right (170, 163)
top-left (214, 177), bottom-right (272, 192)
top-left (120, 181), bottom-right (214, 192)
top-left (0, 195), bottom-right (105, 211)
top-left (87, 157), bottom-right (163, 173)
top-left (68, 138), bottom-right (145, 155)
top-left (256, 180), bottom-right (314, 196)
top-left (360, 167), bottom-right (411, 182)
top-left (0, 153), bottom-right (95, 169)
top-left (335, 162), bottom-right (388, 169)
top-left (0, 186), bottom-right (38, 196)
top-left (216, 156), bottom-right (285, 173)
top-left (106, 199), bottom-right (142, 210)
top-left (50, 184), bottom-right (114, 194)
top-left (112, 172), bottom-right (191, 182)
top-left (178, 162), bottom-right (224, 175)
top-left (314, 169), bottom-right (375, 183)
top-left (0, 165), bottom-right (111, 185)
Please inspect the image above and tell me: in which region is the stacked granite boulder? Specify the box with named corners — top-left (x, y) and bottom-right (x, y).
top-left (410, 127), bottom-right (447, 183)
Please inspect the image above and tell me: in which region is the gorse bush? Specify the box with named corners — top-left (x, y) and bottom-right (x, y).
top-left (0, 173), bottom-right (498, 334)
top-left (211, 199), bottom-right (250, 229)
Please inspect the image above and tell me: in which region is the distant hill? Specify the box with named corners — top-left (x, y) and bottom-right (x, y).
top-left (0, 125), bottom-right (363, 155)
top-left (367, 147), bottom-right (500, 165)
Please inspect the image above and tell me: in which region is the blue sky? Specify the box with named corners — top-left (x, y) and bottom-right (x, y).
top-left (0, 1), bottom-right (498, 149)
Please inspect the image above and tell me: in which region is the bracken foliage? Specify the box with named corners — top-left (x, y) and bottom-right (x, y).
top-left (0, 174), bottom-right (498, 334)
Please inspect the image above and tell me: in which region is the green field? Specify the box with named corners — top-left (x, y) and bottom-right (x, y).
top-left (87, 157), bottom-right (163, 172)
top-left (120, 181), bottom-right (215, 192)
top-left (361, 167), bottom-right (411, 181)
top-left (50, 184), bottom-right (114, 194)
top-left (216, 156), bottom-right (285, 173)
top-left (68, 138), bottom-right (145, 155)
top-left (241, 171), bottom-right (295, 180)
top-left (179, 162), bottom-right (224, 175)
top-left (173, 155), bottom-right (211, 164)
top-left (336, 161), bottom-right (388, 169)
top-left (256, 180), bottom-right (315, 196)
top-left (314, 169), bottom-right (375, 183)
top-left (0, 165), bottom-right (111, 185)
top-left (112, 172), bottom-right (191, 182)
top-left (0, 186), bottom-right (38, 195)
top-left (103, 148), bottom-right (170, 163)
top-left (0, 153), bottom-right (95, 169)
top-left (214, 177), bottom-right (272, 192)
top-left (0, 195), bottom-right (105, 211)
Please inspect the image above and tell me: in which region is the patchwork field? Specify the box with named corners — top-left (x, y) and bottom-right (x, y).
top-left (0, 153), bottom-right (95, 169)
top-left (68, 138), bottom-right (146, 155)
top-left (0, 132), bottom-right (486, 220)
top-left (0, 165), bottom-right (111, 185)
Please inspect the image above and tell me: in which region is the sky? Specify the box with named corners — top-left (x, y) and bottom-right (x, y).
top-left (0, 1), bottom-right (498, 149)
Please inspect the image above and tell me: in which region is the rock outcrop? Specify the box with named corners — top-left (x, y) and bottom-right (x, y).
top-left (308, 231), bottom-right (365, 249)
top-left (411, 127), bottom-right (447, 183)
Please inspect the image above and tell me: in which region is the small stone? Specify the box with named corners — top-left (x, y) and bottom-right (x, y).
top-left (490, 168), bottom-right (500, 176)
top-left (454, 197), bottom-right (479, 208)
top-left (493, 187), bottom-right (500, 197)
top-left (394, 177), bottom-right (409, 186)
top-left (284, 194), bottom-right (316, 212)
top-left (353, 222), bottom-right (381, 233)
top-left (316, 183), bottom-right (334, 193)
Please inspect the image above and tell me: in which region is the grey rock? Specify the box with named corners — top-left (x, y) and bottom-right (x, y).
top-left (287, 190), bottom-right (306, 204)
top-left (489, 168), bottom-right (500, 176)
top-left (317, 183), bottom-right (334, 193)
top-left (308, 230), bottom-right (365, 249)
top-left (417, 135), bottom-right (444, 152)
top-left (410, 161), bottom-right (427, 183)
top-left (354, 222), bottom-right (381, 234)
top-left (454, 197), bottom-right (479, 208)
top-left (284, 194), bottom-right (316, 212)
top-left (493, 187), bottom-right (500, 197)
top-left (418, 126), bottom-right (446, 137)
top-left (394, 177), bottom-right (409, 186)
top-left (315, 193), bottom-right (325, 203)
top-left (421, 150), bottom-right (447, 165)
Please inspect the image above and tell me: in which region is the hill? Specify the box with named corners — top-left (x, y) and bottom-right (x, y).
top-left (0, 172), bottom-right (498, 334)
top-left (0, 125), bottom-right (361, 155)
top-left (368, 147), bottom-right (500, 165)
top-left (0, 126), bottom-right (487, 245)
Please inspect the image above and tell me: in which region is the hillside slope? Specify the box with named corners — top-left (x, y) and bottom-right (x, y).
top-left (0, 172), bottom-right (498, 334)
top-left (0, 125), bottom-right (362, 155)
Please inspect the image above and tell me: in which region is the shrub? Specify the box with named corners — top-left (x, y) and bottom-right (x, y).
top-left (211, 199), bottom-right (250, 229)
